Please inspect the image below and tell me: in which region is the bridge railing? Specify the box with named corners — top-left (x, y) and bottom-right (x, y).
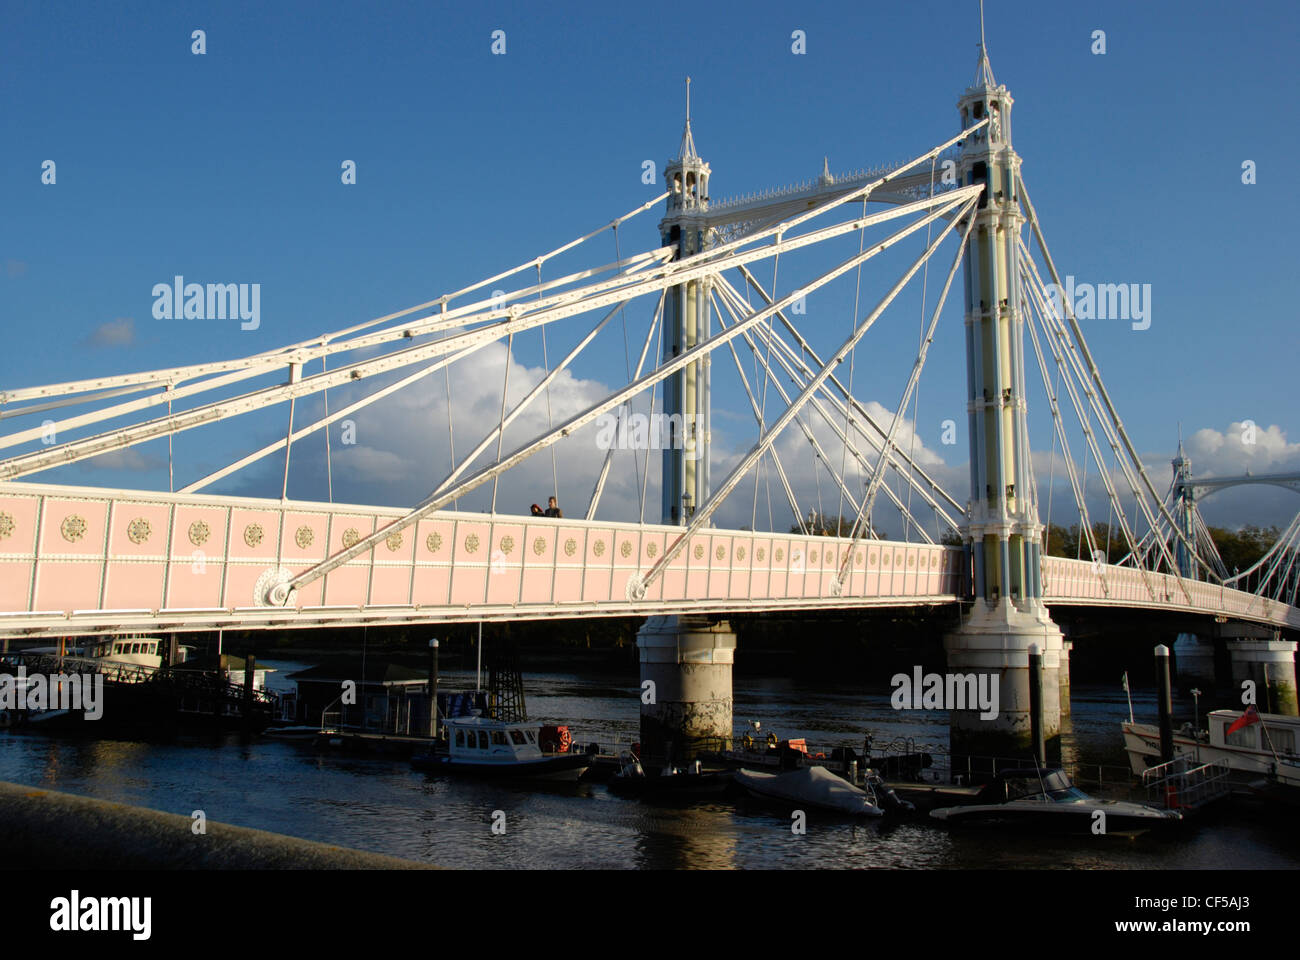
top-left (1041, 555), bottom-right (1300, 629)
top-left (0, 480), bottom-right (967, 637)
top-left (1, 652), bottom-right (157, 685)
top-left (1, 478), bottom-right (1295, 637)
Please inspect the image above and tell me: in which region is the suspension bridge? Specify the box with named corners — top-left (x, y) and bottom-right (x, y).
top-left (2, 35), bottom-right (1296, 754)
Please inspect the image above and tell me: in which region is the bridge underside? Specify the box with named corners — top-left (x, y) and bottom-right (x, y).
top-left (0, 482), bottom-right (1293, 639)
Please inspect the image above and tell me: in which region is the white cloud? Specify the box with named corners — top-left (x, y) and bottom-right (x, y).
top-left (209, 331), bottom-right (1299, 543)
top-left (1025, 422), bottom-right (1300, 536)
top-left (213, 330), bottom-right (965, 539)
top-left (77, 447), bottom-right (165, 473)
top-left (85, 318), bottom-right (136, 348)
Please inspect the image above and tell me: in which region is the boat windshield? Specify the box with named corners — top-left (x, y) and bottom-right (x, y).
top-left (995, 770), bottom-right (1080, 803)
top-left (1048, 786), bottom-right (1091, 802)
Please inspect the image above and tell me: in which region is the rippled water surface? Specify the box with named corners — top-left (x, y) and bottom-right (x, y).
top-left (1, 662), bottom-right (1294, 869)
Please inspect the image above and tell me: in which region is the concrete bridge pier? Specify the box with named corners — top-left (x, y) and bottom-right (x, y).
top-left (1172, 632), bottom-right (1216, 690)
top-left (944, 600), bottom-right (1063, 758)
top-left (637, 614), bottom-right (736, 762)
top-left (1219, 623), bottom-right (1298, 716)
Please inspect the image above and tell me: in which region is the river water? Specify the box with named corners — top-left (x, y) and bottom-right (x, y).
top-left (0, 661), bottom-right (1294, 870)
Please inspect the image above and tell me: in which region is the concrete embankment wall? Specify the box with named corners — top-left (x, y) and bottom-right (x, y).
top-left (0, 780), bottom-right (434, 869)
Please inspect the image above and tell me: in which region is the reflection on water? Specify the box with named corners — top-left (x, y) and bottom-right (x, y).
top-left (0, 662), bottom-right (1295, 869)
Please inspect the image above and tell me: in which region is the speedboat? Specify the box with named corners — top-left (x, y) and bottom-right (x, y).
top-left (733, 765), bottom-right (886, 817)
top-left (606, 755), bottom-right (734, 799)
top-left (930, 768), bottom-right (1182, 836)
top-left (1123, 708), bottom-right (1300, 782)
top-left (411, 715), bottom-right (592, 781)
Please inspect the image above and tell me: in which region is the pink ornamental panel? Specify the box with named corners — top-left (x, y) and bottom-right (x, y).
top-left (109, 502), bottom-right (171, 558)
top-left (41, 498), bottom-right (109, 558)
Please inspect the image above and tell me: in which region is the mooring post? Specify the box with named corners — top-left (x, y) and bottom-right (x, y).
top-left (242, 651), bottom-right (256, 733)
top-left (1155, 644), bottom-right (1174, 763)
top-left (428, 638), bottom-right (440, 739)
top-left (1029, 643), bottom-right (1045, 767)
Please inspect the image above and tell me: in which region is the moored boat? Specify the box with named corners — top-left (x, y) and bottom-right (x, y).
top-left (607, 755), bottom-right (734, 798)
top-left (930, 768), bottom-right (1182, 836)
top-left (733, 765), bottom-right (885, 817)
top-left (1123, 708), bottom-right (1300, 782)
top-left (411, 715), bottom-right (592, 781)
top-left (0, 637), bottom-right (276, 731)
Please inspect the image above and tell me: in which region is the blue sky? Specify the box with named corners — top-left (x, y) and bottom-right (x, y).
top-left (2, 0), bottom-right (1297, 534)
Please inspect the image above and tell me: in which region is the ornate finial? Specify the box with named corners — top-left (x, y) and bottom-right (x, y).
top-left (973, 0), bottom-right (996, 88)
top-left (1173, 423), bottom-right (1190, 470)
top-left (677, 77), bottom-right (700, 161)
top-left (820, 156), bottom-right (832, 185)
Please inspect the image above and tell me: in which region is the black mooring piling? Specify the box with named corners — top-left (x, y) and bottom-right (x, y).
top-left (1029, 643), bottom-right (1045, 766)
top-left (428, 638), bottom-right (440, 738)
top-left (1155, 644), bottom-right (1174, 763)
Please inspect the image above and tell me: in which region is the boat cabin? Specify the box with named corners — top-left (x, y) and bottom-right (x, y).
top-left (85, 637), bottom-right (165, 668)
top-left (1207, 709), bottom-right (1298, 756)
top-left (446, 716), bottom-right (548, 763)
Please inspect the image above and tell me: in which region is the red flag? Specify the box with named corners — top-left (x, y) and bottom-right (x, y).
top-left (1226, 705), bottom-right (1261, 736)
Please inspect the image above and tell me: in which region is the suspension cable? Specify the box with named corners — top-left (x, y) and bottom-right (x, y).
top-left (323, 355), bottom-right (333, 502)
top-left (904, 157), bottom-right (938, 543)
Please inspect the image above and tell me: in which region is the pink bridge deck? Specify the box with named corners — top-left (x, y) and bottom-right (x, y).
top-left (0, 481), bottom-right (1294, 638)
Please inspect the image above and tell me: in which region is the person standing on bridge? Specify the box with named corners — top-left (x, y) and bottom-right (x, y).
top-left (530, 503), bottom-right (544, 517)
top-left (545, 496), bottom-right (563, 519)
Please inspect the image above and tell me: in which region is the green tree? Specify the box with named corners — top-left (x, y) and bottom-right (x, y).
top-left (788, 512), bottom-right (886, 538)
top-left (1208, 525), bottom-right (1279, 575)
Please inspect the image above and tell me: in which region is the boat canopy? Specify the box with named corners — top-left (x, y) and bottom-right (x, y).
top-left (978, 769), bottom-right (1076, 802)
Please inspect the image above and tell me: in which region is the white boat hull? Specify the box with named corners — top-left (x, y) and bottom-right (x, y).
top-left (1123, 719), bottom-right (1293, 779)
top-left (734, 765), bottom-right (884, 817)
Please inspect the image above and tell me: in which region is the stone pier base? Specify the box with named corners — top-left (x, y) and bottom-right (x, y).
top-left (637, 614), bottom-right (736, 762)
top-left (1228, 637), bottom-right (1298, 716)
top-left (943, 599), bottom-right (1063, 758)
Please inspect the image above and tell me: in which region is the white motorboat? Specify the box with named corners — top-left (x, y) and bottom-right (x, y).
top-left (930, 768), bottom-right (1182, 836)
top-left (733, 765), bottom-right (885, 817)
top-left (1122, 708), bottom-right (1300, 780)
top-left (411, 715), bottom-right (592, 781)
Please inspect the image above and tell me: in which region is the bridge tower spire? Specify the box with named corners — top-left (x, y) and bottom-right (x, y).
top-left (658, 77), bottom-right (713, 526)
top-left (636, 81), bottom-right (736, 765)
top-left (1171, 432), bottom-right (1197, 579)
top-left (945, 26), bottom-right (1066, 756)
